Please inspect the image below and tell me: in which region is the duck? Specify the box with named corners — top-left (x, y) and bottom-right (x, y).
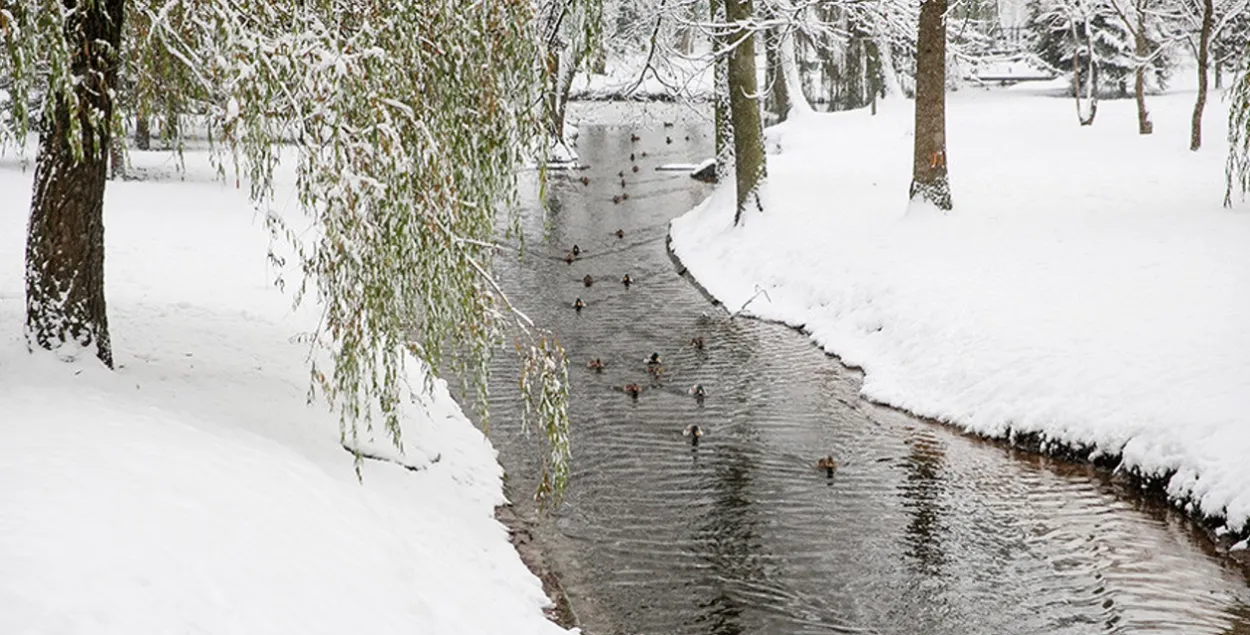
top-left (630, 152), bottom-right (636, 162)
top-left (630, 133), bottom-right (641, 142)
top-left (624, 383), bottom-right (643, 398)
top-left (612, 195), bottom-right (622, 205)
top-left (620, 178), bottom-right (626, 188)
top-left (583, 274), bottom-right (594, 287)
top-left (579, 175), bottom-right (590, 186)
top-left (571, 244), bottom-right (581, 256)
top-left (621, 192), bottom-right (629, 201)
top-left (614, 229), bottom-right (625, 239)
top-left (688, 383), bottom-right (707, 399)
top-left (666, 136), bottom-right (672, 144)
top-left (817, 455), bottom-right (838, 477)
top-left (618, 170), bottom-right (625, 178)
top-left (564, 252), bottom-right (575, 264)
top-left (587, 358), bottom-right (605, 372)
top-left (683, 424), bottom-right (704, 445)
top-left (663, 121), bottom-right (674, 128)
top-left (632, 165), bottom-right (639, 173)
top-left (690, 336), bottom-right (705, 350)
top-left (646, 352), bottom-right (662, 366)
top-left (622, 273), bottom-right (633, 287)
top-left (573, 298), bottom-right (585, 311)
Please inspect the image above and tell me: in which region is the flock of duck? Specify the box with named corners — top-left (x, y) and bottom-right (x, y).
top-left (555, 131), bottom-right (837, 475)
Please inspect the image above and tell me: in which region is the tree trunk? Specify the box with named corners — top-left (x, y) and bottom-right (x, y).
top-left (26, 0), bottom-right (124, 369)
top-left (1133, 8), bottom-right (1152, 135)
top-left (711, 0), bottom-right (732, 183)
top-left (910, 0), bottom-right (952, 210)
top-left (725, 0), bottom-right (767, 224)
top-left (1191, 0), bottom-right (1213, 150)
top-left (1215, 59), bottom-right (1223, 89)
top-left (135, 109), bottom-right (151, 151)
top-left (1077, 18), bottom-right (1099, 126)
top-left (764, 25), bottom-right (790, 122)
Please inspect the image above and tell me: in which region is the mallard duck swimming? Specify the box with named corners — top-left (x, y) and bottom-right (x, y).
top-left (614, 229), bottom-right (625, 239)
top-left (612, 195), bottom-right (622, 205)
top-left (583, 274), bottom-right (594, 287)
top-left (631, 165), bottom-right (639, 173)
top-left (624, 383), bottom-right (643, 398)
top-left (574, 298), bottom-right (585, 311)
top-left (571, 244), bottom-right (581, 256)
top-left (688, 384), bottom-right (706, 398)
top-left (630, 152), bottom-right (636, 161)
top-left (683, 424), bottom-right (704, 445)
top-left (690, 336), bottom-right (705, 350)
top-left (620, 178), bottom-right (626, 188)
top-left (666, 136), bottom-right (672, 144)
top-left (564, 252), bottom-right (575, 264)
top-left (621, 273), bottom-right (633, 287)
top-left (817, 455), bottom-right (838, 477)
top-left (646, 352), bottom-right (662, 365)
top-left (587, 358), bottom-right (605, 371)
top-left (630, 133), bottom-right (641, 142)
top-left (621, 192), bottom-right (629, 200)
top-left (579, 175), bottom-right (590, 186)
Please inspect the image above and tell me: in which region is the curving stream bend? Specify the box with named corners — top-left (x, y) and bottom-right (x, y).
top-left (477, 104), bottom-right (1250, 635)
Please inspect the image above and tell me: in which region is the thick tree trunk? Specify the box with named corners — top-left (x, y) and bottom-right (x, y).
top-left (910, 0), bottom-right (951, 210)
top-left (764, 26), bottom-right (791, 122)
top-left (725, 0), bottom-right (767, 224)
top-left (711, 0), bottom-right (732, 183)
top-left (26, 0), bottom-right (124, 368)
top-left (1191, 0), bottom-right (1213, 151)
top-left (1133, 10), bottom-right (1152, 135)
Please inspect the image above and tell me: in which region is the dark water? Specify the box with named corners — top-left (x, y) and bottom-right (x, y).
top-left (480, 114), bottom-right (1250, 635)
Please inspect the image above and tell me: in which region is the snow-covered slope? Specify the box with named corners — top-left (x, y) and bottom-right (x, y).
top-left (670, 89), bottom-right (1250, 537)
top-left (0, 150), bottom-right (569, 635)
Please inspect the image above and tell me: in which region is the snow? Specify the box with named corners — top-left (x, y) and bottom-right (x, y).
top-left (670, 88), bottom-right (1250, 535)
top-left (0, 149), bottom-right (570, 634)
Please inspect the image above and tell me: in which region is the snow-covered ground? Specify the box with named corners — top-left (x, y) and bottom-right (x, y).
top-left (670, 87), bottom-right (1250, 538)
top-left (0, 150), bottom-right (570, 634)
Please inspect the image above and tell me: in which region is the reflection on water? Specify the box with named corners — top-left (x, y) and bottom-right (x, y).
top-left (474, 107), bottom-right (1250, 635)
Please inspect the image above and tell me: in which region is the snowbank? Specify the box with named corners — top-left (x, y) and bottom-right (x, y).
top-left (670, 90), bottom-right (1250, 535)
top-left (0, 150), bottom-right (569, 634)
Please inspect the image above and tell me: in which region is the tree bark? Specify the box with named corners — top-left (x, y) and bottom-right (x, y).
top-left (26, 0), bottom-right (124, 368)
top-left (764, 26), bottom-right (791, 122)
top-left (1133, 7), bottom-right (1152, 135)
top-left (725, 0), bottom-right (767, 224)
top-left (1191, 0), bottom-right (1213, 150)
top-left (711, 0), bottom-right (732, 183)
top-left (135, 109), bottom-right (151, 151)
top-left (910, 0), bottom-right (952, 210)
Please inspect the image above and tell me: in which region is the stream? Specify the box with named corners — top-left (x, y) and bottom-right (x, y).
top-left (479, 104), bottom-right (1250, 635)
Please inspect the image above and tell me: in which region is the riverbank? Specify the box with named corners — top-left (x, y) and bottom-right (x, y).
top-left (0, 150), bottom-right (573, 634)
top-left (669, 88), bottom-right (1250, 549)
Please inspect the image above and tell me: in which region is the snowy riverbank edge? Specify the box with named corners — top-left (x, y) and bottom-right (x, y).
top-left (668, 90), bottom-right (1250, 550)
top-left (0, 151), bottom-right (575, 634)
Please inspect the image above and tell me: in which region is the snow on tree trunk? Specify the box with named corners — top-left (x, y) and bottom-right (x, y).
top-left (764, 25), bottom-right (790, 123)
top-left (910, 0), bottom-right (952, 211)
top-left (712, 0), bottom-right (733, 183)
top-left (1192, 0), bottom-right (1214, 151)
top-left (725, 0), bottom-right (767, 224)
top-left (25, 0), bottom-right (124, 369)
top-left (780, 30), bottom-right (813, 118)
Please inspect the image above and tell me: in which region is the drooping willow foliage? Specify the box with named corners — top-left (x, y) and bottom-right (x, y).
top-left (1, 0), bottom-right (593, 502)
top-left (1226, 54), bottom-right (1250, 205)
